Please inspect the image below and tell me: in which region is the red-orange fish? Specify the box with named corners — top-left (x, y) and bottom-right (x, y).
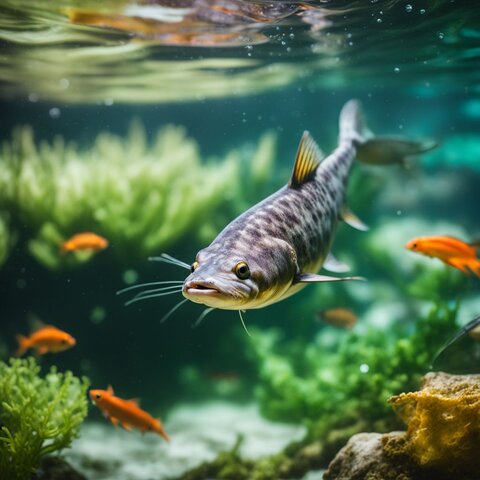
top-left (89, 386), bottom-right (170, 441)
top-left (405, 235), bottom-right (480, 277)
top-left (316, 308), bottom-right (357, 329)
top-left (16, 325), bottom-right (76, 356)
top-left (61, 232), bottom-right (109, 253)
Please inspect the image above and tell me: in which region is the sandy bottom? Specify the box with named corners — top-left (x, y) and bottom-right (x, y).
top-left (66, 401), bottom-right (310, 480)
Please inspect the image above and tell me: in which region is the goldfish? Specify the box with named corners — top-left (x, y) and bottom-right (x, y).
top-left (405, 236), bottom-right (480, 277)
top-left (16, 325), bottom-right (76, 356)
top-left (316, 308), bottom-right (357, 329)
top-left (61, 232), bottom-right (109, 253)
top-left (89, 386), bottom-right (170, 441)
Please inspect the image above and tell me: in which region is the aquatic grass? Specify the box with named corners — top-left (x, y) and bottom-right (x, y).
top-left (0, 357), bottom-right (89, 480)
top-left (0, 123), bottom-right (276, 269)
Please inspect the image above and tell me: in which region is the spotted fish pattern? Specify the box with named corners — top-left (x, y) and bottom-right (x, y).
top-left (182, 100), bottom-right (428, 311)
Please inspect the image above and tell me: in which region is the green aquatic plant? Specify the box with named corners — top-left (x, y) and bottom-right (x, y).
top-left (250, 301), bottom-right (458, 441)
top-left (0, 123), bottom-right (276, 269)
top-left (0, 357), bottom-right (89, 480)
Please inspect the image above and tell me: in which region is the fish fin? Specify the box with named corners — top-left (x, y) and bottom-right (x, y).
top-left (467, 259), bottom-right (480, 277)
top-left (444, 258), bottom-right (471, 275)
top-left (356, 137), bottom-right (437, 166)
top-left (27, 312), bottom-right (45, 332)
top-left (38, 346), bottom-right (50, 355)
top-left (107, 385), bottom-right (115, 395)
top-left (15, 335), bottom-right (30, 357)
top-left (323, 252), bottom-right (351, 273)
top-left (127, 398), bottom-right (140, 406)
top-left (121, 422), bottom-right (133, 431)
top-left (110, 416), bottom-right (119, 427)
top-left (340, 206), bottom-right (369, 231)
top-left (155, 419), bottom-right (171, 441)
top-left (288, 131), bottom-right (324, 188)
top-left (469, 239), bottom-right (480, 248)
top-left (295, 273), bottom-right (366, 284)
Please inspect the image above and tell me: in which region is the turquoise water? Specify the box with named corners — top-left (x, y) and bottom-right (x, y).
top-left (1, 1), bottom-right (480, 479)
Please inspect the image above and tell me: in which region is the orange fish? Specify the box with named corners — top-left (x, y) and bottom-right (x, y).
top-left (405, 235), bottom-right (480, 277)
top-left (316, 308), bottom-right (357, 329)
top-left (61, 232), bottom-right (109, 253)
top-left (89, 386), bottom-right (170, 441)
top-left (16, 325), bottom-right (76, 356)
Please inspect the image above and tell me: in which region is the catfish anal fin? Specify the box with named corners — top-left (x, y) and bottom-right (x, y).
top-left (288, 131), bottom-right (324, 188)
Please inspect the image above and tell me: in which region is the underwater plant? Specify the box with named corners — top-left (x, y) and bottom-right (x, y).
top-left (0, 123), bottom-right (276, 269)
top-left (0, 357), bottom-right (89, 480)
top-left (0, 212), bottom-right (13, 268)
top-left (250, 301), bottom-right (458, 440)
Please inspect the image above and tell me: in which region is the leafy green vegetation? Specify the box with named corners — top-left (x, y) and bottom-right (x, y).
top-left (0, 123), bottom-right (276, 269)
top-left (0, 357), bottom-right (89, 480)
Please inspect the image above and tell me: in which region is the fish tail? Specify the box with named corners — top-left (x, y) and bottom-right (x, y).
top-left (468, 258), bottom-right (480, 277)
top-left (338, 99), bottom-right (367, 145)
top-left (15, 335), bottom-right (30, 357)
top-left (339, 99), bottom-right (437, 166)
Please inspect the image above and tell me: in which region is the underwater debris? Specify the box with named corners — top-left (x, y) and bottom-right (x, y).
top-left (389, 371), bottom-right (480, 475)
top-left (0, 123), bottom-right (276, 269)
top-left (0, 357), bottom-right (89, 480)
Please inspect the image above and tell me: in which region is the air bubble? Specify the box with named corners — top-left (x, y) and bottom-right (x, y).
top-left (394, 66), bottom-right (400, 73)
top-left (49, 107), bottom-right (61, 119)
top-left (405, 4), bottom-right (412, 12)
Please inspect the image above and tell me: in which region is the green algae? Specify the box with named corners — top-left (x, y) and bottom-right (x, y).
top-left (0, 357), bottom-right (89, 480)
top-left (0, 123), bottom-right (276, 269)
top-left (250, 300), bottom-right (459, 441)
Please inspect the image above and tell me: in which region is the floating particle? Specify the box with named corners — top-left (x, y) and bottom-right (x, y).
top-left (420, 8), bottom-right (426, 14)
top-left (438, 32), bottom-right (445, 40)
top-left (360, 363), bottom-right (370, 373)
top-left (394, 66), bottom-right (400, 73)
top-left (405, 4), bottom-right (413, 12)
top-left (122, 269), bottom-right (138, 285)
top-left (90, 306), bottom-right (106, 325)
top-left (49, 107), bottom-right (61, 119)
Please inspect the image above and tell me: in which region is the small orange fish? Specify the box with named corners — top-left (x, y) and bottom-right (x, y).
top-left (61, 232), bottom-right (109, 253)
top-left (16, 325), bottom-right (76, 356)
top-left (89, 386), bottom-right (170, 441)
top-left (405, 235), bottom-right (480, 277)
top-left (316, 308), bottom-right (357, 329)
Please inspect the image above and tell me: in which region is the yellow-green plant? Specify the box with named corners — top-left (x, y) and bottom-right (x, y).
top-left (0, 123), bottom-right (276, 269)
top-left (0, 357), bottom-right (89, 480)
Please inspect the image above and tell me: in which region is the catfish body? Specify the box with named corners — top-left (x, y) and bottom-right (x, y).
top-left (182, 100), bottom-right (431, 311)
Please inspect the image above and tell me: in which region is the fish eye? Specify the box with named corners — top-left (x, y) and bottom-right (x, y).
top-left (413, 243), bottom-right (418, 249)
top-left (95, 393), bottom-right (101, 400)
top-left (234, 262), bottom-right (250, 280)
top-left (191, 261), bottom-right (199, 273)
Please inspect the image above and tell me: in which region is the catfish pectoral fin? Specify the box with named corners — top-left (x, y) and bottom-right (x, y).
top-left (294, 273), bottom-right (366, 283)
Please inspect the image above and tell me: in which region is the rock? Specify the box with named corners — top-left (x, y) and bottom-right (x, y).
top-left (323, 431), bottom-right (420, 480)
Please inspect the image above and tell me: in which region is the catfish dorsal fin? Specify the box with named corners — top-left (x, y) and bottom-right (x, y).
top-left (288, 131), bottom-right (324, 188)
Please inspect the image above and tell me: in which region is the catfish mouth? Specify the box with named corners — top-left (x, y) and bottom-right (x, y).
top-left (183, 281), bottom-right (220, 298)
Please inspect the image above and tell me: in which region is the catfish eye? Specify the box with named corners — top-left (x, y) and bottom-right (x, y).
top-left (234, 262), bottom-right (250, 279)
top-left (191, 261), bottom-right (199, 273)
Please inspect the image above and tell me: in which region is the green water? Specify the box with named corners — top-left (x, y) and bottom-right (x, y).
top-left (0, 1), bottom-right (480, 479)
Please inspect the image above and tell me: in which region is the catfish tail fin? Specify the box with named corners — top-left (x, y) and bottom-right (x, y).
top-left (338, 99), bottom-right (370, 145)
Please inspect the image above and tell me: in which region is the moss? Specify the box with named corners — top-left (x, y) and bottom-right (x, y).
top-left (0, 357), bottom-right (89, 480)
top-left (0, 123), bottom-right (276, 269)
